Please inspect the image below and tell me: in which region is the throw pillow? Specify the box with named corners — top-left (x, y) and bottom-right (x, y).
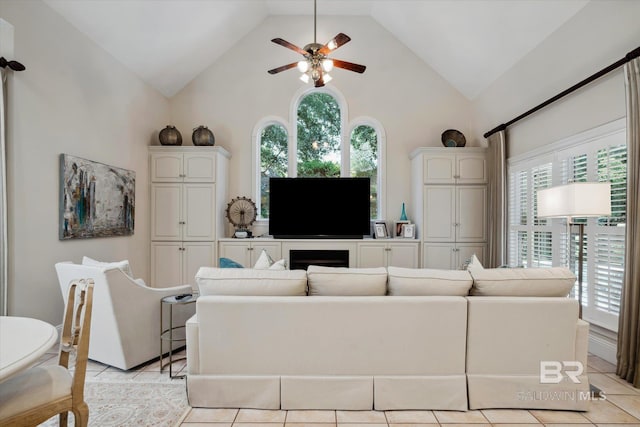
top-left (253, 249), bottom-right (274, 270)
top-left (219, 257), bottom-right (244, 268)
top-left (196, 267), bottom-right (307, 296)
top-left (469, 267), bottom-right (576, 297)
top-left (82, 256), bottom-right (134, 278)
top-left (269, 259), bottom-right (287, 270)
top-left (387, 266), bottom-right (473, 296)
top-left (464, 253), bottom-right (484, 271)
top-left (306, 266), bottom-right (387, 296)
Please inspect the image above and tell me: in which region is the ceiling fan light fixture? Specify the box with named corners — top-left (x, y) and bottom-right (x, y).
top-left (297, 60), bottom-right (309, 73)
top-left (268, 0), bottom-right (366, 87)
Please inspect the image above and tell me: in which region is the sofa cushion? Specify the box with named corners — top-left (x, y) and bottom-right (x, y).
top-left (196, 267), bottom-right (307, 296)
top-left (469, 267), bottom-right (576, 296)
top-left (387, 267), bottom-right (472, 296)
top-left (82, 256), bottom-right (133, 278)
top-left (306, 266), bottom-right (387, 296)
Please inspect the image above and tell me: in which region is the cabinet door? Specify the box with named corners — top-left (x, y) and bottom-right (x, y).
top-left (151, 242), bottom-right (183, 288)
top-left (388, 243), bottom-right (419, 268)
top-left (423, 155), bottom-right (455, 184)
top-left (151, 184), bottom-right (182, 241)
top-left (218, 241), bottom-right (251, 267)
top-left (150, 153), bottom-right (183, 182)
top-left (357, 243), bottom-right (387, 268)
top-left (183, 242), bottom-right (215, 287)
top-left (184, 153), bottom-right (216, 183)
top-left (183, 184), bottom-right (216, 241)
top-left (456, 186), bottom-right (486, 242)
top-left (423, 243), bottom-right (455, 269)
top-left (250, 242), bottom-right (283, 265)
top-left (423, 186), bottom-right (455, 241)
top-left (456, 154), bottom-right (487, 184)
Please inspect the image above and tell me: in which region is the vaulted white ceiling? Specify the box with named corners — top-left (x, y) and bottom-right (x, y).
top-left (43, 0), bottom-right (589, 99)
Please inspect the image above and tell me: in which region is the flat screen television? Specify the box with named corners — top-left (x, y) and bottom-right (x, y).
top-left (269, 177), bottom-right (371, 239)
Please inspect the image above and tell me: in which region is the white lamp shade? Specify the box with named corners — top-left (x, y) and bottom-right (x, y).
top-left (537, 182), bottom-right (612, 218)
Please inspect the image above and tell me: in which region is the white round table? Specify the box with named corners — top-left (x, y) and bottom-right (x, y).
top-left (0, 316), bottom-right (58, 383)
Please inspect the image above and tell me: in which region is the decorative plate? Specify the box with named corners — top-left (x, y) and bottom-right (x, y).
top-left (441, 129), bottom-right (466, 147)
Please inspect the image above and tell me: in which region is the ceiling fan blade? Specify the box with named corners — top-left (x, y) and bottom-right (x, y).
top-left (318, 33), bottom-right (351, 55)
top-left (268, 62), bottom-right (298, 75)
top-left (332, 59), bottom-right (366, 74)
top-left (271, 38), bottom-right (308, 56)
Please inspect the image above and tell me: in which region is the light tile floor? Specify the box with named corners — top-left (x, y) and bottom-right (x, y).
top-left (33, 350), bottom-right (640, 426)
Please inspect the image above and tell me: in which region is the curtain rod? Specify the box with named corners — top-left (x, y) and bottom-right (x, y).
top-left (0, 57), bottom-right (26, 72)
top-left (483, 46), bottom-right (640, 139)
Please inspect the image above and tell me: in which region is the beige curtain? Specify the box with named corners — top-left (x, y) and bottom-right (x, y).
top-left (617, 57), bottom-right (640, 386)
top-left (486, 130), bottom-right (507, 268)
top-left (0, 68), bottom-right (7, 315)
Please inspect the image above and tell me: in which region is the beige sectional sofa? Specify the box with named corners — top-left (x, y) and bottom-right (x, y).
top-left (186, 265), bottom-right (589, 411)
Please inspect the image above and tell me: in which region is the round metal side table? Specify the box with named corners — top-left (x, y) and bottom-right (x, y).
top-left (160, 293), bottom-right (197, 378)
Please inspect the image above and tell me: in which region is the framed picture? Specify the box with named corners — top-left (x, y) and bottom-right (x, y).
top-left (59, 154), bottom-right (135, 240)
top-left (374, 221), bottom-right (388, 239)
top-left (394, 220), bottom-right (410, 237)
top-left (401, 223), bottom-right (416, 239)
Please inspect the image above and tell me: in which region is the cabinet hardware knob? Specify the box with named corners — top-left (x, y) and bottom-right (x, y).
top-left (179, 221), bottom-right (186, 225)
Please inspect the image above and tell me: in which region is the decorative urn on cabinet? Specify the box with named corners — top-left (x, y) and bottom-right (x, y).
top-left (158, 125), bottom-right (182, 146)
top-left (192, 126), bottom-right (215, 146)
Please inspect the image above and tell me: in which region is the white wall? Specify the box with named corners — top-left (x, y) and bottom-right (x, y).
top-left (170, 15), bottom-right (475, 228)
top-left (0, 0), bottom-right (170, 324)
top-left (472, 0), bottom-right (640, 158)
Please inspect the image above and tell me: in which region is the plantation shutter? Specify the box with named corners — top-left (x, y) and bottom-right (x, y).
top-left (507, 123), bottom-right (626, 332)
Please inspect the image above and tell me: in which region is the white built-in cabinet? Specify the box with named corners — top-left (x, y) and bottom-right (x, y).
top-left (410, 148), bottom-right (487, 269)
top-left (217, 239), bottom-right (419, 269)
top-left (149, 146), bottom-right (230, 288)
top-left (218, 240), bottom-right (282, 267)
top-left (357, 241), bottom-right (419, 268)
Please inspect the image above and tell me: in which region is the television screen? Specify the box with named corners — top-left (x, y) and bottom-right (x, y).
top-left (268, 177), bottom-right (371, 239)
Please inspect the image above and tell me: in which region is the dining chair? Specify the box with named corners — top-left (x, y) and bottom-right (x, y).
top-left (0, 279), bottom-right (94, 427)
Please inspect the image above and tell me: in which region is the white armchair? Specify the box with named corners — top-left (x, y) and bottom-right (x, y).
top-left (55, 262), bottom-right (194, 370)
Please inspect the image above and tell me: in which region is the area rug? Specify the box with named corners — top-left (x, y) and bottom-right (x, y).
top-left (40, 380), bottom-right (189, 427)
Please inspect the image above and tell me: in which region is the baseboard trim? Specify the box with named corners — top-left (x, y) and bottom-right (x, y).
top-left (589, 331), bottom-right (617, 365)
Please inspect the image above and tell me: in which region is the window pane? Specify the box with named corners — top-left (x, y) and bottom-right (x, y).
top-left (350, 125), bottom-right (378, 219)
top-left (532, 164), bottom-right (552, 226)
top-left (297, 93), bottom-right (341, 177)
top-left (260, 124), bottom-right (288, 218)
top-left (598, 145), bottom-right (627, 226)
top-left (593, 232), bottom-right (624, 315)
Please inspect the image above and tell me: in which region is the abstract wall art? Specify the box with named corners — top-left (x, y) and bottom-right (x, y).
top-left (59, 154), bottom-right (135, 240)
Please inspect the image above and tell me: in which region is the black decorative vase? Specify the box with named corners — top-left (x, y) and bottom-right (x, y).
top-left (192, 125), bottom-right (215, 146)
top-left (159, 125), bottom-right (182, 146)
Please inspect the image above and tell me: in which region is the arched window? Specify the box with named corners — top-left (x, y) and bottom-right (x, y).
top-left (350, 125), bottom-right (379, 219)
top-left (258, 123), bottom-right (288, 218)
top-left (254, 87), bottom-right (386, 222)
top-left (296, 92), bottom-right (341, 177)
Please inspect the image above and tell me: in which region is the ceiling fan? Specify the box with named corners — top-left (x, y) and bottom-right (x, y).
top-left (267, 0), bottom-right (366, 87)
